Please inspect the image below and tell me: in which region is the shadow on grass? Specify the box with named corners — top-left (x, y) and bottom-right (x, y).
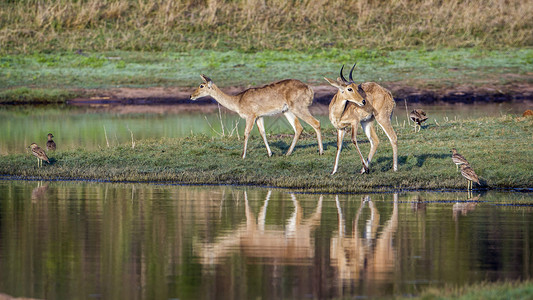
top-left (270, 140), bottom-right (334, 155)
top-left (396, 153), bottom-right (450, 168)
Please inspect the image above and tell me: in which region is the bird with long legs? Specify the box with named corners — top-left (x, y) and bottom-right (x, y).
top-left (460, 164), bottom-right (480, 191)
top-left (29, 143), bottom-right (50, 167)
top-left (451, 148), bottom-right (469, 171)
top-left (409, 109), bottom-right (428, 132)
top-left (46, 133), bottom-right (56, 151)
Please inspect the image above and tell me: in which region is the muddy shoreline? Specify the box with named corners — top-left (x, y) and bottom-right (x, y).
top-left (68, 83), bottom-right (533, 108)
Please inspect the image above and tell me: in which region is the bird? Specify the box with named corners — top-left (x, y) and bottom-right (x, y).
top-left (451, 148), bottom-right (469, 171)
top-left (460, 164), bottom-right (480, 191)
top-left (46, 133), bottom-right (56, 151)
top-left (29, 143), bottom-right (50, 167)
top-left (410, 109), bottom-right (428, 132)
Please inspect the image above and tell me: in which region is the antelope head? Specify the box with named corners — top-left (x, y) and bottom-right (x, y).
top-left (324, 64), bottom-right (366, 107)
top-left (190, 74), bottom-right (214, 100)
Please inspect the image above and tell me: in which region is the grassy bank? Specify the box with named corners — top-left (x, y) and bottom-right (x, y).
top-left (2, 115), bottom-right (532, 193)
top-left (399, 280), bottom-right (533, 300)
top-left (0, 87), bottom-right (85, 104)
top-left (1, 48), bottom-right (532, 103)
top-left (1, 1), bottom-right (531, 103)
top-left (1, 0), bottom-right (531, 53)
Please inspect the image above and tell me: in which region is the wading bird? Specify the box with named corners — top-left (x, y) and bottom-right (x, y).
top-left (460, 164), bottom-right (480, 191)
top-left (409, 109), bottom-right (428, 132)
top-left (325, 64), bottom-right (397, 174)
top-left (190, 74), bottom-right (323, 158)
top-left (29, 143), bottom-right (50, 167)
top-left (451, 148), bottom-right (469, 171)
top-left (46, 133), bottom-right (56, 151)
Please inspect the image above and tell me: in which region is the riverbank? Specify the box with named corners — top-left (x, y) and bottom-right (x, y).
top-left (398, 280), bottom-right (533, 300)
top-left (1, 48), bottom-right (532, 104)
top-left (2, 115), bottom-right (532, 193)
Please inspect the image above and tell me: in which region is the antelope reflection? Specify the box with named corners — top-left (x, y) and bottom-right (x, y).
top-left (330, 194), bottom-right (398, 281)
top-left (410, 194), bottom-right (426, 213)
top-left (196, 191), bottom-right (323, 265)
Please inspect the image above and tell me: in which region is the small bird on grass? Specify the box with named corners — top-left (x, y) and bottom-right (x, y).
top-left (460, 164), bottom-right (480, 191)
top-left (451, 148), bottom-right (469, 171)
top-left (46, 133), bottom-right (56, 151)
top-left (410, 109), bottom-right (428, 132)
top-left (29, 143), bottom-right (50, 167)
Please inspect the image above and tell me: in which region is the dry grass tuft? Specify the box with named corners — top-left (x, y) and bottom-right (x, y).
top-left (1, 0), bottom-right (532, 53)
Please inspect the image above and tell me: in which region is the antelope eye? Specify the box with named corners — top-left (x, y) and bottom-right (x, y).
top-left (347, 88), bottom-right (353, 92)
top-left (200, 84), bottom-right (204, 88)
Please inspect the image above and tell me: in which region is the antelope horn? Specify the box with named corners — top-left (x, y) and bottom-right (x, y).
top-left (339, 65), bottom-right (349, 84)
top-left (349, 63), bottom-right (357, 83)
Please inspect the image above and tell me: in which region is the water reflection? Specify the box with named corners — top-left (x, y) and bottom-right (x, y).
top-left (30, 181), bottom-right (49, 202)
top-left (196, 191), bottom-right (322, 266)
top-left (331, 194), bottom-right (398, 283)
top-left (453, 194), bottom-right (481, 221)
top-left (0, 180), bottom-right (532, 299)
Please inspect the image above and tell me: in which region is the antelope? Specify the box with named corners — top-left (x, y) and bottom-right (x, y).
top-left (190, 75), bottom-right (324, 158)
top-left (325, 64), bottom-right (398, 174)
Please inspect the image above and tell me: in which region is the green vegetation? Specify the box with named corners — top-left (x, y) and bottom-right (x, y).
top-left (0, 87), bottom-right (85, 104)
top-left (400, 280), bottom-right (533, 300)
top-left (3, 115), bottom-right (532, 193)
top-left (1, 1), bottom-right (531, 103)
top-left (1, 0), bottom-right (531, 53)
top-left (1, 48), bottom-right (532, 103)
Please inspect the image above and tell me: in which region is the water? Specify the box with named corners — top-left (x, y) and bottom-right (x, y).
top-left (0, 180), bottom-right (532, 299)
top-left (0, 102), bottom-right (528, 155)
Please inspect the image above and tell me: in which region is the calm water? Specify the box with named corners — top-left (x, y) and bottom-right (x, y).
top-left (0, 180), bottom-right (532, 299)
top-left (0, 102), bottom-right (528, 155)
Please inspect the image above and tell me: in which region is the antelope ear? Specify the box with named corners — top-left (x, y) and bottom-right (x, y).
top-left (324, 77), bottom-right (343, 90)
top-left (336, 77), bottom-right (346, 85)
top-left (200, 74), bottom-right (213, 88)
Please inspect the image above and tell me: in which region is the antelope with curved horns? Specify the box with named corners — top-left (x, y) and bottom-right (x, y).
top-left (190, 75), bottom-right (324, 158)
top-left (325, 64), bottom-right (398, 174)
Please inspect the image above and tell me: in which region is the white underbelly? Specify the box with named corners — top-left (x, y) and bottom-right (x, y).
top-left (262, 104), bottom-right (289, 117)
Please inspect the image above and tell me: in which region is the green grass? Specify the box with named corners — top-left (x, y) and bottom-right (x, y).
top-left (1, 48), bottom-right (531, 103)
top-left (0, 87), bottom-right (85, 104)
top-left (398, 280), bottom-right (533, 300)
top-left (1, 1), bottom-right (530, 103)
top-left (2, 115), bottom-right (532, 193)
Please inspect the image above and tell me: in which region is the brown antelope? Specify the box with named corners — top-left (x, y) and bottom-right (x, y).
top-left (325, 64), bottom-right (398, 174)
top-left (190, 75), bottom-right (324, 158)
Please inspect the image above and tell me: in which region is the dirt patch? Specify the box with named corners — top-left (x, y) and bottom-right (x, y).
top-left (69, 81), bottom-right (533, 112)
